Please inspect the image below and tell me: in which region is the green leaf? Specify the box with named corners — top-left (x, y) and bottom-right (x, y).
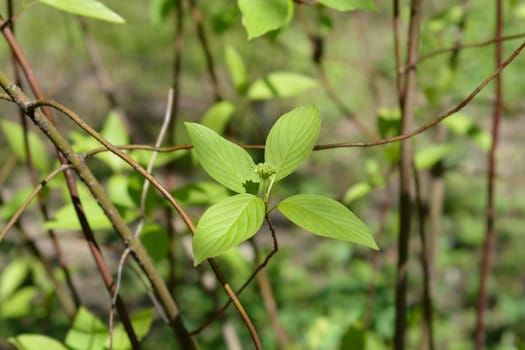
top-left (224, 46), bottom-right (248, 94)
top-left (201, 101), bottom-right (236, 134)
top-left (278, 194), bottom-right (378, 249)
top-left (0, 120), bottom-right (50, 174)
top-left (339, 323), bottom-right (366, 350)
top-left (318, 0), bottom-right (377, 11)
top-left (110, 309), bottom-right (153, 349)
top-left (0, 259), bottom-right (30, 300)
top-left (248, 72), bottom-right (317, 100)
top-left (193, 194), bottom-right (265, 265)
top-left (149, 0), bottom-right (174, 25)
top-left (1, 287), bottom-right (38, 319)
top-left (172, 182), bottom-right (231, 206)
top-left (444, 113), bottom-right (491, 151)
top-left (9, 334), bottom-right (68, 350)
top-left (414, 144), bottom-right (455, 170)
top-left (0, 187), bottom-right (35, 221)
top-left (237, 0), bottom-right (293, 39)
top-left (139, 224), bottom-right (169, 263)
top-left (185, 122), bottom-right (258, 193)
top-left (98, 110), bottom-right (130, 171)
top-left (342, 182), bottom-right (372, 204)
top-left (65, 307), bottom-right (108, 350)
top-left (107, 174), bottom-right (136, 209)
top-left (265, 105), bottom-right (321, 181)
top-left (39, 0), bottom-right (124, 23)
top-left (376, 108), bottom-right (401, 163)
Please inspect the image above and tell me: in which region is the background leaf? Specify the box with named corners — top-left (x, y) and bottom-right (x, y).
top-left (415, 144), bottom-right (455, 170)
top-left (110, 309), bottom-right (153, 349)
top-left (98, 110), bottom-right (130, 171)
top-left (0, 259), bottom-right (29, 300)
top-left (39, 0), bottom-right (124, 23)
top-left (278, 194), bottom-right (378, 249)
top-left (318, 0), bottom-right (377, 11)
top-left (224, 46), bottom-right (248, 94)
top-left (265, 105), bottom-right (321, 181)
top-left (139, 224), bottom-right (170, 263)
top-left (0, 287), bottom-right (38, 319)
top-left (172, 182), bottom-right (231, 206)
top-left (0, 120), bottom-right (50, 174)
top-left (9, 334), bottom-right (68, 350)
top-left (201, 101), bottom-right (236, 134)
top-left (65, 307), bottom-right (108, 350)
top-left (247, 72), bottom-right (317, 100)
top-left (237, 0), bottom-right (293, 39)
top-left (193, 194), bottom-right (265, 265)
top-left (185, 122), bottom-right (258, 193)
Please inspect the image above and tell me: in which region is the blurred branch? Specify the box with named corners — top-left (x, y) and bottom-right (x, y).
top-left (476, 1), bottom-right (504, 348)
top-left (394, 1), bottom-right (421, 349)
top-left (405, 32), bottom-right (525, 71)
top-left (187, 0), bottom-right (222, 101)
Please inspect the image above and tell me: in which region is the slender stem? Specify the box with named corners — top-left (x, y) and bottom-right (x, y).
top-left (394, 1), bottom-right (422, 349)
top-left (413, 164), bottom-right (434, 350)
top-left (406, 32), bottom-right (525, 70)
top-left (476, 1), bottom-right (503, 348)
top-left (0, 165), bottom-right (69, 241)
top-left (190, 214), bottom-right (279, 335)
top-left (187, 0), bottom-right (222, 101)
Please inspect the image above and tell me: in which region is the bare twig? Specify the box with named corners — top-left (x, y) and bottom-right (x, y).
top-left (0, 164), bottom-right (70, 241)
top-left (394, 1), bottom-right (422, 349)
top-left (476, 1), bottom-right (504, 348)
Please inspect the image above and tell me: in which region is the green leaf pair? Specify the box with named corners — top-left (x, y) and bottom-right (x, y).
top-left (186, 105), bottom-right (378, 265)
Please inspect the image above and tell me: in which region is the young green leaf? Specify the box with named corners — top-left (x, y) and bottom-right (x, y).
top-left (110, 309), bottom-right (153, 349)
top-left (237, 0), bottom-right (293, 39)
top-left (1, 287), bottom-right (38, 319)
top-left (172, 182), bottom-right (231, 206)
top-left (39, 0), bottom-right (125, 23)
top-left (343, 182), bottom-right (372, 204)
top-left (224, 46), bottom-right (248, 94)
top-left (201, 101), bottom-right (236, 134)
top-left (265, 105), bottom-right (321, 181)
top-left (65, 307), bottom-right (108, 350)
top-left (415, 144), bottom-right (455, 170)
top-left (0, 259), bottom-right (30, 300)
top-left (98, 110), bottom-right (130, 171)
top-left (185, 122), bottom-right (258, 193)
top-left (193, 194), bottom-right (265, 265)
top-left (318, 0), bottom-right (377, 11)
top-left (0, 120), bottom-right (50, 174)
top-left (140, 224), bottom-right (170, 263)
top-left (9, 334), bottom-right (69, 350)
top-left (247, 72), bottom-right (317, 100)
top-left (278, 194), bottom-right (378, 249)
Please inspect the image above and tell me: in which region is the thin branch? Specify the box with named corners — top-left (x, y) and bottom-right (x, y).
top-left (0, 164), bottom-right (70, 242)
top-left (413, 164), bottom-right (435, 350)
top-left (187, 0), bottom-right (222, 101)
top-left (405, 32), bottom-right (525, 71)
top-left (190, 214), bottom-right (279, 335)
top-left (476, 1), bottom-right (504, 348)
top-left (394, 1), bottom-right (422, 349)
